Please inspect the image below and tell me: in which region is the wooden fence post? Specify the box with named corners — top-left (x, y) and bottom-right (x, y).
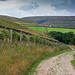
top-left (46, 40), bottom-right (48, 46)
top-left (42, 38), bottom-right (43, 45)
top-left (34, 36), bottom-right (36, 44)
top-left (48, 41), bottom-right (50, 46)
top-left (20, 31), bottom-right (22, 42)
top-left (40, 37), bottom-right (42, 44)
top-left (39, 37), bottom-right (40, 44)
top-left (28, 34), bottom-right (30, 45)
top-left (10, 29), bottom-right (12, 44)
top-left (45, 39), bottom-right (47, 46)
top-left (47, 40), bottom-right (49, 46)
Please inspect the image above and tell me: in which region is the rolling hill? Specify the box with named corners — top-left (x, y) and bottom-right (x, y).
top-left (22, 16), bottom-right (75, 29)
top-left (0, 18), bottom-right (43, 36)
top-left (0, 15), bottom-right (38, 26)
top-left (0, 18), bottom-right (57, 42)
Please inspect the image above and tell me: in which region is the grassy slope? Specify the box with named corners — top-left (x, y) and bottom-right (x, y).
top-left (0, 19), bottom-right (46, 37)
top-left (0, 15), bottom-right (38, 26)
top-left (0, 18), bottom-right (57, 42)
top-left (0, 41), bottom-right (70, 75)
top-left (24, 25), bottom-right (75, 34)
top-left (0, 18), bottom-right (71, 75)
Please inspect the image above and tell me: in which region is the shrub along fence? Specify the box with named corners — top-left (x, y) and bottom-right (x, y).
top-left (0, 26), bottom-right (58, 46)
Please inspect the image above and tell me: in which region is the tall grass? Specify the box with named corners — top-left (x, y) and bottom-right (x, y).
top-left (71, 46), bottom-right (75, 69)
top-left (71, 54), bottom-right (75, 69)
top-left (0, 41), bottom-right (70, 75)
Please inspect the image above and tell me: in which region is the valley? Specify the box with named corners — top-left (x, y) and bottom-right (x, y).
top-left (0, 15), bottom-right (75, 75)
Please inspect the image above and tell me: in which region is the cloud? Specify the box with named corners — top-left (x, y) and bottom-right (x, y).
top-left (24, 3), bottom-right (74, 17)
top-left (0, 0), bottom-right (7, 1)
top-left (20, 1), bottom-right (39, 11)
top-left (0, 0), bottom-right (75, 18)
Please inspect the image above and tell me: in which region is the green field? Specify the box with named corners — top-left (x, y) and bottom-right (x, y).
top-left (24, 25), bottom-right (75, 34)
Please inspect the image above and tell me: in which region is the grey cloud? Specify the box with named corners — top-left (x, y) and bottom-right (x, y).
top-left (0, 0), bottom-right (7, 1)
top-left (20, 1), bottom-right (39, 11)
top-left (0, 0), bottom-right (75, 17)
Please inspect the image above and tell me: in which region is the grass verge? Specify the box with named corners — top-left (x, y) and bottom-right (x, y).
top-left (71, 54), bottom-right (75, 69)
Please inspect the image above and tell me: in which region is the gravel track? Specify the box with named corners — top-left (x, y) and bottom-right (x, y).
top-left (34, 49), bottom-right (75, 75)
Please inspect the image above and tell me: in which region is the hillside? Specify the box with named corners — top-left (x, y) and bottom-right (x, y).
top-left (0, 19), bottom-right (71, 75)
top-left (23, 16), bottom-right (75, 29)
top-left (0, 15), bottom-right (38, 26)
top-left (0, 18), bottom-right (43, 36)
top-left (0, 18), bottom-right (57, 42)
top-left (0, 17), bottom-right (73, 75)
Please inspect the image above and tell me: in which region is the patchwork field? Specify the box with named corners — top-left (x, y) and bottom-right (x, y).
top-left (24, 25), bottom-right (75, 34)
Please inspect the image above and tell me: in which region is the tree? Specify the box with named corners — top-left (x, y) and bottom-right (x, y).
top-left (71, 36), bottom-right (75, 45)
top-left (49, 31), bottom-right (75, 45)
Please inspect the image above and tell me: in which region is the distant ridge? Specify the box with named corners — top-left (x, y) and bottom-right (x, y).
top-left (0, 15), bottom-right (38, 26)
top-left (22, 16), bottom-right (75, 29)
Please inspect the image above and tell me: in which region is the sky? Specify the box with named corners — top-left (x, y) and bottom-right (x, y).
top-left (0, 0), bottom-right (75, 18)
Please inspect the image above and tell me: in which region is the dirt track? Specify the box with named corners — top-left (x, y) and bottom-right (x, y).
top-left (34, 49), bottom-right (75, 75)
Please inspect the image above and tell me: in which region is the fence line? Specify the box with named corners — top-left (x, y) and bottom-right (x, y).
top-left (0, 25), bottom-right (59, 46)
